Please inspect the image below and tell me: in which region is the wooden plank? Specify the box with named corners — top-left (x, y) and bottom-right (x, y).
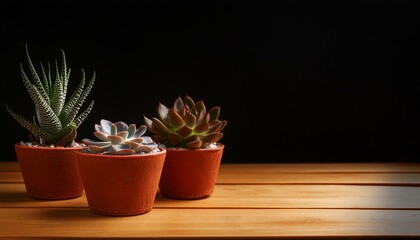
top-left (0, 172), bottom-right (22, 183)
top-left (2, 183), bottom-right (419, 209)
top-left (217, 172), bottom-right (420, 185)
top-left (0, 162), bottom-right (20, 172)
top-left (218, 163), bottom-right (420, 173)
top-left (0, 208), bottom-right (419, 238)
top-left (2, 171), bottom-right (420, 185)
top-left (2, 162), bottom-right (420, 173)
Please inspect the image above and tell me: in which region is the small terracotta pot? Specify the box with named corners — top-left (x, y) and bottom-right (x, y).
top-left (14, 143), bottom-right (84, 200)
top-left (76, 149), bottom-right (166, 216)
top-left (159, 144), bottom-right (224, 199)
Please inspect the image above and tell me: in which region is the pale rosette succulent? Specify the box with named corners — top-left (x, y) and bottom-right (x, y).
top-left (82, 119), bottom-right (158, 155)
top-left (144, 95), bottom-right (227, 149)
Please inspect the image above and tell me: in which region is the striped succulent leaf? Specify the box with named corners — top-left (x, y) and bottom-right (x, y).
top-left (6, 45), bottom-right (95, 146)
top-left (82, 119), bottom-right (158, 155)
top-left (144, 95), bottom-right (227, 149)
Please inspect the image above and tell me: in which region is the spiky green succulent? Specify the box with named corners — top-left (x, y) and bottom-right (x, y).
top-left (144, 95), bottom-right (227, 149)
top-left (6, 45), bottom-right (95, 146)
top-left (82, 119), bottom-right (158, 155)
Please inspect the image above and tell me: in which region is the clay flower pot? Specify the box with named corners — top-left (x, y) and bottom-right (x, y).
top-left (159, 144), bottom-right (224, 199)
top-left (14, 143), bottom-right (84, 200)
top-left (76, 149), bottom-right (166, 216)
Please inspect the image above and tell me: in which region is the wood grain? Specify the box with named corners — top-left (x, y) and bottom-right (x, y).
top-left (219, 162), bottom-right (420, 173)
top-left (0, 172), bottom-right (22, 183)
top-left (217, 172), bottom-right (420, 185)
top-left (3, 171), bottom-right (420, 185)
top-left (0, 208), bottom-right (419, 238)
top-left (0, 162), bottom-right (20, 172)
top-left (2, 162), bottom-right (420, 173)
top-left (1, 183), bottom-right (419, 209)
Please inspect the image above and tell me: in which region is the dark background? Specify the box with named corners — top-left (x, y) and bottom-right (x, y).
top-left (1, 0), bottom-right (420, 163)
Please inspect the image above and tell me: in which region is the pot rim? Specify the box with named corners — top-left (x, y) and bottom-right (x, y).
top-left (14, 143), bottom-right (83, 151)
top-left (75, 147), bottom-right (167, 158)
top-left (165, 143), bottom-right (224, 152)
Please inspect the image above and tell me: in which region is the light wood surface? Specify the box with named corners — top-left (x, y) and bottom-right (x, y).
top-left (0, 161), bottom-right (419, 239)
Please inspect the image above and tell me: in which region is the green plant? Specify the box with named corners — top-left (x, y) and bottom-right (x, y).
top-left (82, 119), bottom-right (159, 155)
top-left (6, 45), bottom-right (95, 146)
top-left (143, 95), bottom-right (227, 149)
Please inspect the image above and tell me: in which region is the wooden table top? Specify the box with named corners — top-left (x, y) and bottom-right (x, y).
top-left (0, 161), bottom-right (419, 239)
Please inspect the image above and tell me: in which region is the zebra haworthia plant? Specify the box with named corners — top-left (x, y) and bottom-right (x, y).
top-left (6, 45), bottom-right (95, 146)
top-left (82, 119), bottom-right (159, 155)
top-left (144, 95), bottom-right (227, 149)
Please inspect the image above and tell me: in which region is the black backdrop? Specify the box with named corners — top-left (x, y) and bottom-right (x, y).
top-left (1, 0), bottom-right (420, 163)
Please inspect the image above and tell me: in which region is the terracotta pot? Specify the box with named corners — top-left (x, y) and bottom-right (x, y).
top-left (14, 143), bottom-right (84, 200)
top-left (159, 144), bottom-right (224, 199)
top-left (76, 149), bottom-right (166, 216)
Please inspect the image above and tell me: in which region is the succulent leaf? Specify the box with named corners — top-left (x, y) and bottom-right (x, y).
top-left (110, 124), bottom-right (117, 136)
top-left (142, 136), bottom-right (154, 144)
top-left (130, 137), bottom-right (144, 143)
top-left (143, 116), bottom-right (154, 131)
top-left (38, 62), bottom-right (50, 103)
top-left (196, 110), bottom-right (206, 126)
top-left (178, 125), bottom-right (193, 137)
top-left (152, 118), bottom-right (170, 134)
top-left (29, 84), bottom-right (62, 133)
top-left (117, 131), bottom-right (129, 139)
top-left (185, 138), bottom-right (203, 149)
top-left (51, 59), bottom-right (65, 115)
top-left (125, 141), bottom-right (142, 148)
top-left (55, 128), bottom-right (77, 146)
top-left (25, 45), bottom-right (49, 103)
top-left (115, 121), bottom-right (128, 132)
top-left (168, 132), bottom-right (183, 146)
top-left (195, 121), bottom-right (210, 134)
top-left (206, 121), bottom-right (224, 134)
top-left (167, 109), bottom-right (184, 129)
top-left (144, 95), bottom-right (227, 149)
top-left (6, 104), bottom-right (49, 140)
top-left (82, 138), bottom-right (110, 146)
top-left (74, 100), bottom-right (94, 128)
top-left (136, 145), bottom-right (155, 153)
top-left (60, 69), bottom-right (85, 120)
top-left (66, 70), bottom-right (95, 124)
top-left (127, 124), bottom-right (136, 138)
top-left (89, 145), bottom-right (111, 154)
top-left (60, 50), bottom-right (68, 96)
top-left (201, 132), bottom-right (223, 143)
top-left (157, 103), bottom-right (169, 123)
top-left (108, 135), bottom-right (124, 145)
top-left (218, 121), bottom-right (228, 132)
top-left (178, 106), bottom-right (187, 118)
top-left (114, 149), bottom-right (136, 155)
top-left (94, 124), bottom-right (102, 132)
top-left (208, 107), bottom-right (220, 124)
top-left (183, 95), bottom-right (195, 109)
top-left (184, 114), bottom-right (197, 128)
top-left (134, 125), bottom-right (147, 138)
top-left (100, 119), bottom-right (112, 135)
top-left (173, 97), bottom-right (184, 112)
top-left (94, 131), bottom-right (109, 141)
top-left (152, 135), bottom-right (165, 144)
top-left (195, 101), bottom-right (206, 115)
